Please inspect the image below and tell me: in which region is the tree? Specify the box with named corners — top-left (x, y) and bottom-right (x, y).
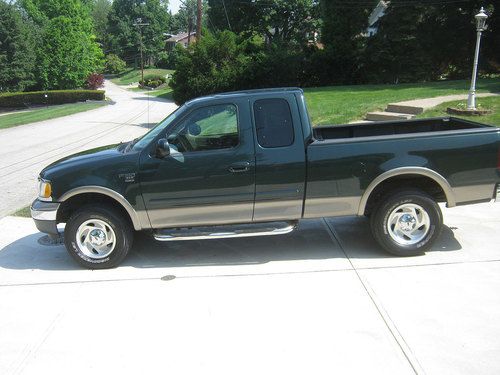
top-left (319, 0), bottom-right (374, 84)
top-left (21, 0), bottom-right (104, 89)
top-left (207, 0), bottom-right (318, 47)
top-left (364, 1), bottom-right (498, 83)
top-left (169, 0), bottom-right (208, 36)
top-left (0, 1), bottom-right (38, 92)
top-left (89, 0), bottom-right (112, 48)
top-left (107, 0), bottom-right (171, 65)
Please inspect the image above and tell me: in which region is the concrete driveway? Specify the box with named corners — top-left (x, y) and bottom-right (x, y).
top-left (1, 202), bottom-right (499, 375)
top-left (0, 81), bottom-right (177, 218)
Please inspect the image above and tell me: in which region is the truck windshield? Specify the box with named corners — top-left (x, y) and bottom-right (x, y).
top-left (132, 108), bottom-right (180, 151)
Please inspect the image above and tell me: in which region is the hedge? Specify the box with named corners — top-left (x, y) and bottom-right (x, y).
top-left (0, 90), bottom-right (105, 108)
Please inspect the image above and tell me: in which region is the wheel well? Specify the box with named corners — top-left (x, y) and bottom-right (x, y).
top-left (57, 193), bottom-right (133, 227)
top-left (364, 174), bottom-right (447, 216)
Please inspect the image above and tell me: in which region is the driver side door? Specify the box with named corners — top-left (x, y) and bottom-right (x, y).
top-left (139, 100), bottom-right (256, 228)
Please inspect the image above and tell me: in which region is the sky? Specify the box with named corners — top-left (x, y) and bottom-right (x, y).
top-left (169, 0), bottom-right (181, 14)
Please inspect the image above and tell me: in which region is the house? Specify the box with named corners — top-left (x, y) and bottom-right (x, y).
top-left (367, 1), bottom-right (390, 37)
top-left (165, 32), bottom-right (197, 51)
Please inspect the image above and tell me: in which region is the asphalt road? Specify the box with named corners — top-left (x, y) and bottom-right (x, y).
top-left (1, 202), bottom-right (499, 375)
top-left (0, 81), bottom-right (178, 218)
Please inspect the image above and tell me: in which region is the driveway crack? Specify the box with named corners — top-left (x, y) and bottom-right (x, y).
top-left (322, 218), bottom-right (425, 375)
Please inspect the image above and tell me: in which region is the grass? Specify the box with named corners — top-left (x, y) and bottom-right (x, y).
top-left (12, 206), bottom-right (31, 218)
top-left (147, 87), bottom-right (174, 101)
top-left (0, 102), bottom-right (107, 129)
top-left (110, 68), bottom-right (174, 85)
top-left (417, 95), bottom-right (500, 126)
top-left (303, 78), bottom-right (500, 125)
top-left (128, 86), bottom-right (174, 101)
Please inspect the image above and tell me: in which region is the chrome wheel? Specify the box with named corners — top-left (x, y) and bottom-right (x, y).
top-left (75, 219), bottom-right (116, 259)
top-left (387, 203), bottom-right (430, 245)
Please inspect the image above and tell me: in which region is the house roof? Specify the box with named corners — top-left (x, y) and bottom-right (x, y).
top-left (166, 32), bottom-right (197, 42)
top-left (368, 1), bottom-right (389, 27)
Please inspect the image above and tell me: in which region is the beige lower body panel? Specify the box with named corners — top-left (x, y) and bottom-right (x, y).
top-left (303, 196), bottom-right (361, 218)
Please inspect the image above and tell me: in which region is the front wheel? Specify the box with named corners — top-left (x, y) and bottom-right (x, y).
top-left (370, 190), bottom-right (443, 256)
top-left (64, 205), bottom-right (133, 269)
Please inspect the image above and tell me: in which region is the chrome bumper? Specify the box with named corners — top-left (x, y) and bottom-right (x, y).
top-left (31, 199), bottom-right (60, 235)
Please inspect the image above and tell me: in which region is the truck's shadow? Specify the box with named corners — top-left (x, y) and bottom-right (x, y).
top-left (0, 218), bottom-right (461, 271)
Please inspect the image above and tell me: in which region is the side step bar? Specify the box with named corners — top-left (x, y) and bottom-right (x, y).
top-left (153, 221), bottom-right (298, 241)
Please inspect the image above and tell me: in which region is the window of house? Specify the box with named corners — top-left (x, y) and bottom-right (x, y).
top-left (168, 104), bottom-right (239, 153)
top-left (254, 98), bottom-right (294, 148)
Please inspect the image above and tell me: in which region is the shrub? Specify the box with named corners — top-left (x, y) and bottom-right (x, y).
top-left (140, 74), bottom-right (167, 88)
top-left (156, 48), bottom-right (181, 70)
top-left (86, 73), bottom-right (105, 90)
top-left (104, 54), bottom-right (126, 74)
top-left (0, 90), bottom-right (105, 108)
top-left (170, 31), bottom-right (254, 104)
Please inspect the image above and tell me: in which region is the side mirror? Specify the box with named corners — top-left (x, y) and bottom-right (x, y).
top-left (156, 138), bottom-right (170, 158)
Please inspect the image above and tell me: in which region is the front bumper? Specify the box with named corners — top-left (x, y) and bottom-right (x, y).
top-left (30, 199), bottom-right (60, 235)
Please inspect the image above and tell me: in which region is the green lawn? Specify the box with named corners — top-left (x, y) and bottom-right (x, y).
top-left (148, 87), bottom-right (174, 101)
top-left (128, 86), bottom-right (174, 102)
top-left (12, 206), bottom-right (31, 218)
top-left (304, 78), bottom-right (500, 125)
top-left (417, 95), bottom-right (500, 126)
top-left (110, 68), bottom-right (174, 85)
top-left (0, 102), bottom-right (107, 129)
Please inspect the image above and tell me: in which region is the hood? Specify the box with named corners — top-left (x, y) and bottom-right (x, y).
top-left (40, 143), bottom-right (125, 179)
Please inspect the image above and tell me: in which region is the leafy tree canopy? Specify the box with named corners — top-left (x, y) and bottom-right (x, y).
top-left (107, 0), bottom-right (171, 64)
top-left (0, 1), bottom-right (38, 92)
top-left (207, 0), bottom-right (319, 47)
top-left (22, 0), bottom-right (104, 89)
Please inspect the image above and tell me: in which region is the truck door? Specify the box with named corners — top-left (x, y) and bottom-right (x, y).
top-left (139, 99), bottom-right (255, 228)
top-left (251, 95), bottom-right (306, 221)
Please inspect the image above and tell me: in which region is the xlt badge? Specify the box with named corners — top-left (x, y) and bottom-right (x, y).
top-left (118, 173), bottom-right (136, 183)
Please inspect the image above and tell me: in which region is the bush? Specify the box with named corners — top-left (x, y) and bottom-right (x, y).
top-left (156, 48), bottom-right (181, 70)
top-left (170, 31), bottom-right (254, 104)
top-left (104, 54), bottom-right (126, 74)
top-left (86, 73), bottom-right (105, 90)
top-left (140, 74), bottom-right (167, 88)
top-left (0, 90), bottom-right (105, 108)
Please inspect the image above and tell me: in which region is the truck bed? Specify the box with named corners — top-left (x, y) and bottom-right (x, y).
top-left (313, 117), bottom-right (490, 141)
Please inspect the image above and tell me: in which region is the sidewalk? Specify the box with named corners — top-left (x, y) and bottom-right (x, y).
top-left (365, 92), bottom-right (499, 121)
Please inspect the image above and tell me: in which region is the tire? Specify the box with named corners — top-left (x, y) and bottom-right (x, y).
top-left (64, 205), bottom-right (133, 269)
top-left (370, 189), bottom-right (443, 256)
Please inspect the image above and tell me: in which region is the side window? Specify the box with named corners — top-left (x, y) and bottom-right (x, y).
top-left (254, 98), bottom-right (294, 148)
top-left (168, 104), bottom-right (239, 153)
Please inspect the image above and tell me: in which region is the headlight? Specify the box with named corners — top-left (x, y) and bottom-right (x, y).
top-left (38, 179), bottom-right (52, 200)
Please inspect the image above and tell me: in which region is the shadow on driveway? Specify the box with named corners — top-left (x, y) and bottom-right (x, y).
top-left (0, 217), bottom-right (461, 271)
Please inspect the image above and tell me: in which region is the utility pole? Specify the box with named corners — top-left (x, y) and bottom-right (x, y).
top-left (133, 18), bottom-right (150, 84)
top-left (196, 0), bottom-right (202, 40)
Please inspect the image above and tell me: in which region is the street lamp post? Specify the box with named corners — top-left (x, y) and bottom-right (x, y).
top-left (467, 7), bottom-right (488, 110)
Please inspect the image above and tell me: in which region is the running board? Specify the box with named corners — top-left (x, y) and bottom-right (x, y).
top-left (153, 221), bottom-right (298, 241)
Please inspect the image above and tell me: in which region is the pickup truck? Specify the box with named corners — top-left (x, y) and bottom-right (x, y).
top-left (31, 88), bottom-right (500, 269)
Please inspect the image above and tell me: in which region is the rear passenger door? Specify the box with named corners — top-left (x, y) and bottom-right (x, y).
top-left (251, 95), bottom-right (306, 221)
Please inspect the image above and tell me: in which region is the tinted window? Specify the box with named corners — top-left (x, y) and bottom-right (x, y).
top-left (254, 98), bottom-right (294, 148)
top-left (168, 104), bottom-right (238, 153)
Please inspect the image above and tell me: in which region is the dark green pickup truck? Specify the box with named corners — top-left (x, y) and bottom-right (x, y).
top-left (31, 88), bottom-right (500, 269)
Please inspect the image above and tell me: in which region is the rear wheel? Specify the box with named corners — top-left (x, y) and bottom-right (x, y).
top-left (370, 190), bottom-right (443, 256)
top-left (64, 205), bottom-right (133, 269)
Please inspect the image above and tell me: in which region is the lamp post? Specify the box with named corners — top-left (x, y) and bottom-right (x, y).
top-left (467, 7), bottom-right (488, 110)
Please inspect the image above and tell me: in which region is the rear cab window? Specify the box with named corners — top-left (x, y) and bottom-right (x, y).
top-left (253, 98), bottom-right (294, 148)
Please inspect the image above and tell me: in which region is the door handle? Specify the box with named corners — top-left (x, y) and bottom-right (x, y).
top-left (228, 162), bottom-right (250, 173)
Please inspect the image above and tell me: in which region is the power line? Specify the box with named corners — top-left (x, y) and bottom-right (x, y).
top-left (221, 0), bottom-right (232, 30)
